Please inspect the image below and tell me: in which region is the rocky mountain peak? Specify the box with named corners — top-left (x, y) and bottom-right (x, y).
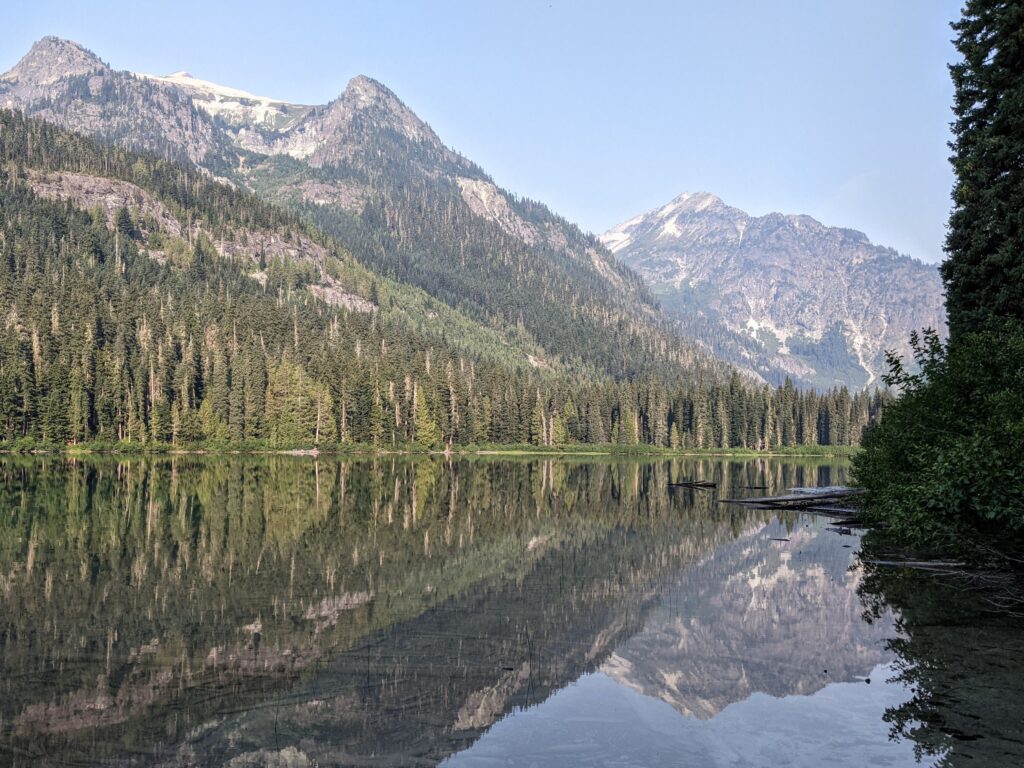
top-left (332, 74), bottom-right (435, 144)
top-left (2, 36), bottom-right (107, 87)
top-left (667, 191), bottom-right (727, 213)
top-left (342, 75), bottom-right (395, 107)
top-left (603, 192), bottom-right (947, 388)
top-left (602, 191), bottom-right (741, 256)
top-left (2, 37), bottom-right (226, 165)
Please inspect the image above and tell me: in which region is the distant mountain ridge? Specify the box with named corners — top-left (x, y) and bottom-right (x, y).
top-left (601, 192), bottom-right (947, 388)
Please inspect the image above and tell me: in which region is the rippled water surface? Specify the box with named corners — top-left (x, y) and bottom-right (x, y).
top-left (0, 456), bottom-right (1020, 766)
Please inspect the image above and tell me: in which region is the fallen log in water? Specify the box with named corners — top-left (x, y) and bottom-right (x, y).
top-left (802, 505), bottom-right (860, 515)
top-left (719, 488), bottom-right (866, 519)
top-left (668, 481), bottom-right (717, 489)
top-left (720, 488), bottom-right (865, 508)
top-left (863, 558), bottom-right (966, 571)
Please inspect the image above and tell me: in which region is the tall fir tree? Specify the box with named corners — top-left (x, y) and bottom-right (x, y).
top-left (942, 0), bottom-right (1024, 334)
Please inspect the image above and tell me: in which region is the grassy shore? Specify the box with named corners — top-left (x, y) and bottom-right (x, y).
top-left (0, 438), bottom-right (858, 459)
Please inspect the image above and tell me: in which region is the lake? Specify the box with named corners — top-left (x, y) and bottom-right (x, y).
top-left (0, 456), bottom-right (1020, 766)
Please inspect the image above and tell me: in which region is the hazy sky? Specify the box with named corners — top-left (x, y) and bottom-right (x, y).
top-left (3, 0), bottom-right (962, 262)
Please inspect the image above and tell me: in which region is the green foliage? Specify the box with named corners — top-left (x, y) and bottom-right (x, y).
top-left (854, 323), bottom-right (1024, 550)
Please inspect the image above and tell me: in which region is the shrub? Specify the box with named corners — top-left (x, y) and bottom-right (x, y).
top-left (853, 321), bottom-right (1024, 552)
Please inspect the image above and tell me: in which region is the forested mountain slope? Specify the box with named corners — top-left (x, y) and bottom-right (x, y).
top-left (2, 36), bottom-right (722, 382)
top-left (0, 112), bottom-right (880, 448)
top-left (0, 111), bottom-right (543, 446)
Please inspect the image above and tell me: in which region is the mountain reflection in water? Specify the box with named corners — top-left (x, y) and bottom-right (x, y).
top-left (0, 457), bottom-right (935, 766)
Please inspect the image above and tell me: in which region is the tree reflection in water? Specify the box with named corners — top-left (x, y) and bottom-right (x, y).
top-left (859, 558), bottom-right (1024, 767)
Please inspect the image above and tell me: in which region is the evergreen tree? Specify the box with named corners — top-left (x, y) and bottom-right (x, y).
top-left (115, 206), bottom-right (136, 240)
top-left (413, 383), bottom-right (441, 448)
top-left (942, 0), bottom-right (1024, 334)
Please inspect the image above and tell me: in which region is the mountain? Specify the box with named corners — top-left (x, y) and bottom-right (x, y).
top-left (0, 110), bottom-right (569, 447)
top-left (0, 37), bottom-right (887, 450)
top-left (1, 36), bottom-right (722, 384)
top-left (601, 192), bottom-right (947, 388)
top-left (1, 37), bottom-right (231, 165)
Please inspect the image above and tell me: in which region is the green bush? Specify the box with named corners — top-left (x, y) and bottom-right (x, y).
top-left (853, 321), bottom-right (1024, 552)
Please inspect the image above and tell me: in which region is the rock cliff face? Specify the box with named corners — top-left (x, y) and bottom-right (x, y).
top-left (23, 167), bottom-right (373, 311)
top-left (602, 193), bottom-right (947, 388)
top-left (1, 37), bottom-right (227, 165)
top-left (229, 74), bottom-right (462, 171)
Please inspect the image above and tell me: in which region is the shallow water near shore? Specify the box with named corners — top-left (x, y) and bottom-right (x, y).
top-left (0, 456), bottom-right (1019, 766)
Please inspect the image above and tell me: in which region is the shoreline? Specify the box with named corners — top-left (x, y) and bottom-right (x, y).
top-left (0, 443), bottom-right (859, 459)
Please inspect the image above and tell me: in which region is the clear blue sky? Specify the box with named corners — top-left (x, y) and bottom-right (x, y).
top-left (3, 0), bottom-right (961, 262)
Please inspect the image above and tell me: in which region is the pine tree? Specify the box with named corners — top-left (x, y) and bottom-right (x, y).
top-left (530, 394), bottom-right (547, 446)
top-left (550, 411), bottom-right (568, 445)
top-left (115, 206), bottom-right (136, 240)
top-left (413, 382), bottom-right (441, 448)
top-left (942, 0), bottom-right (1024, 334)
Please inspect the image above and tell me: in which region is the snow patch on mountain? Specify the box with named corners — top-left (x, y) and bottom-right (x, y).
top-left (141, 71), bottom-right (283, 105)
top-left (658, 215), bottom-right (682, 239)
top-left (601, 212), bottom-right (645, 254)
top-left (137, 71), bottom-right (312, 130)
top-left (600, 229), bottom-right (632, 253)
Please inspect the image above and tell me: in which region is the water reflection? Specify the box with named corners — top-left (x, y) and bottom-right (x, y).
top-left (602, 515), bottom-right (888, 718)
top-left (0, 456), bottom-right (921, 766)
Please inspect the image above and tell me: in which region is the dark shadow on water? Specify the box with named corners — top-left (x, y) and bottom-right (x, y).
top-left (859, 552), bottom-right (1024, 767)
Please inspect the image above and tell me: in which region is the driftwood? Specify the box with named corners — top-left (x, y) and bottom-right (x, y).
top-left (668, 481), bottom-right (717, 490)
top-left (864, 559), bottom-right (966, 571)
top-left (720, 488), bottom-right (866, 519)
top-left (720, 489), bottom-right (865, 507)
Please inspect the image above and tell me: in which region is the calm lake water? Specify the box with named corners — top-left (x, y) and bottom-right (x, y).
top-left (0, 456), bottom-right (1021, 767)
